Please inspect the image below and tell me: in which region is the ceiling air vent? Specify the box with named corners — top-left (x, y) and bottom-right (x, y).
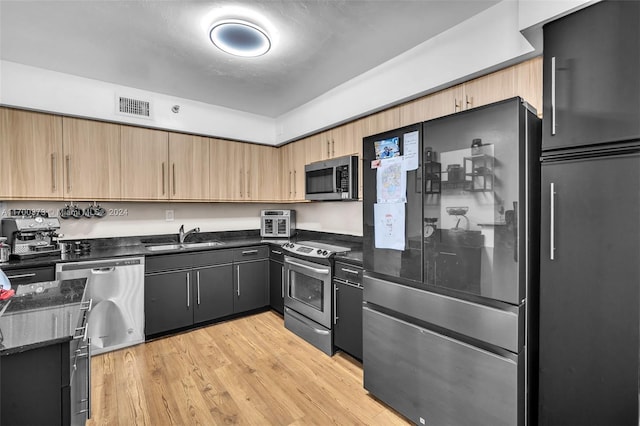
top-left (116, 94), bottom-right (153, 120)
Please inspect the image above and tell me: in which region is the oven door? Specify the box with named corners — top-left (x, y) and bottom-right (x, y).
top-left (284, 256), bottom-right (332, 328)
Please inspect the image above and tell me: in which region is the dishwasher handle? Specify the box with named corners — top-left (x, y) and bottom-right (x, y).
top-left (91, 267), bottom-right (115, 274)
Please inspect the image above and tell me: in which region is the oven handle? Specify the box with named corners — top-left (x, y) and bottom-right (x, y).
top-left (285, 259), bottom-right (330, 275)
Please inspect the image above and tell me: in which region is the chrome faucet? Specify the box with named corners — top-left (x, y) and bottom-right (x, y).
top-left (179, 224), bottom-right (200, 244)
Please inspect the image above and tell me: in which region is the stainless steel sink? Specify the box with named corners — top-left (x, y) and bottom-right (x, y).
top-left (146, 241), bottom-right (224, 251)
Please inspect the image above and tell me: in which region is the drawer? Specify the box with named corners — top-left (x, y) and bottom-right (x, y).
top-left (5, 266), bottom-right (55, 286)
top-left (191, 249), bottom-right (233, 268)
top-left (268, 246), bottom-right (284, 262)
top-left (145, 253), bottom-right (193, 273)
top-left (334, 261), bottom-right (362, 285)
top-left (232, 246), bottom-right (268, 262)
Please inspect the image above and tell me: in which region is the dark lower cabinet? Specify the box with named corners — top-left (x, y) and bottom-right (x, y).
top-left (334, 280), bottom-right (363, 360)
top-left (539, 153), bottom-right (640, 425)
top-left (193, 265), bottom-right (234, 323)
top-left (269, 247), bottom-right (284, 314)
top-left (333, 261), bottom-right (363, 360)
top-left (145, 247), bottom-right (268, 337)
top-left (4, 265), bottom-right (55, 286)
top-left (234, 259), bottom-right (268, 313)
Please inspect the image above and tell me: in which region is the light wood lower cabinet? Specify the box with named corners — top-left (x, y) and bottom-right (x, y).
top-left (0, 108), bottom-right (63, 199)
top-left (121, 126), bottom-right (169, 200)
top-left (62, 117), bottom-right (121, 200)
top-left (168, 133), bottom-right (210, 201)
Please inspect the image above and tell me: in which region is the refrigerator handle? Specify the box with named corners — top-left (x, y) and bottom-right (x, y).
top-left (551, 56), bottom-right (557, 136)
top-left (550, 182), bottom-right (556, 260)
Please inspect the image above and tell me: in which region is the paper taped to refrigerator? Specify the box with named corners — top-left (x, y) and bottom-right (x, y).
top-left (402, 131), bottom-right (419, 170)
top-left (374, 202), bottom-right (406, 251)
top-left (376, 156), bottom-right (407, 203)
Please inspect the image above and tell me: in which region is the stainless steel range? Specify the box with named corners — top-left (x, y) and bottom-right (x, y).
top-left (281, 241), bottom-right (351, 355)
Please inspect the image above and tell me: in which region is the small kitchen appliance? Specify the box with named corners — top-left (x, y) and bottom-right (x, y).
top-left (260, 210), bottom-right (296, 238)
top-left (305, 155), bottom-right (358, 201)
top-left (1, 216), bottom-right (62, 259)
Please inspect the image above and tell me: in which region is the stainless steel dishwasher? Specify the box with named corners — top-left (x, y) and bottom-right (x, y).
top-left (56, 257), bottom-right (145, 355)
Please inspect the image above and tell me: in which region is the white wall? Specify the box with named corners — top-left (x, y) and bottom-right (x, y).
top-left (0, 200), bottom-right (363, 240)
top-left (0, 61), bottom-right (277, 145)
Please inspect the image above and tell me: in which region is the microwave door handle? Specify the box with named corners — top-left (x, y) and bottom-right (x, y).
top-left (333, 167), bottom-right (338, 193)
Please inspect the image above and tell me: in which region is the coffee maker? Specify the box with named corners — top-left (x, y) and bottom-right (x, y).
top-left (1, 216), bottom-right (62, 259)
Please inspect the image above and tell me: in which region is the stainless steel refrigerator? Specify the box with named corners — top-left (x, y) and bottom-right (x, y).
top-left (362, 97), bottom-right (540, 425)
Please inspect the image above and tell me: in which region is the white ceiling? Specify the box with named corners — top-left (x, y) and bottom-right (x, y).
top-left (0, 0), bottom-right (500, 118)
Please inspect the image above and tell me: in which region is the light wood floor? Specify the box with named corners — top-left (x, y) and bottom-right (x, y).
top-left (87, 310), bottom-right (410, 425)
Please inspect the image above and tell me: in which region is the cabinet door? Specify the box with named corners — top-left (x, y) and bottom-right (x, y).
top-left (331, 122), bottom-right (359, 159)
top-left (362, 107), bottom-right (400, 138)
top-left (399, 85), bottom-right (464, 126)
top-left (233, 259), bottom-right (268, 313)
top-left (120, 126), bottom-right (169, 200)
top-left (246, 143), bottom-right (281, 201)
top-left (193, 264), bottom-right (233, 324)
top-left (0, 108), bottom-right (63, 199)
top-left (145, 270), bottom-right (193, 336)
top-left (269, 259), bottom-right (284, 314)
top-left (281, 140), bottom-right (306, 201)
top-left (539, 153), bottom-right (640, 425)
top-left (514, 56), bottom-right (543, 117)
top-left (463, 66), bottom-right (515, 111)
top-left (168, 133), bottom-right (210, 200)
top-left (334, 281), bottom-right (363, 360)
top-left (63, 117), bottom-right (121, 200)
top-left (210, 138), bottom-right (245, 201)
top-left (542, 0), bottom-right (640, 150)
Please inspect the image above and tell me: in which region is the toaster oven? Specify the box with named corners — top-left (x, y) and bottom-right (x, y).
top-left (260, 210), bottom-right (296, 238)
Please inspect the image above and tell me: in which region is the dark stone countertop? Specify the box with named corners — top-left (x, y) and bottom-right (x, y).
top-left (0, 278), bottom-right (88, 355)
top-left (0, 229), bottom-right (363, 269)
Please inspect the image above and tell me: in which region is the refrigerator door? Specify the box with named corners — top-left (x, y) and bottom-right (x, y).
top-left (363, 123), bottom-right (423, 284)
top-left (539, 149), bottom-right (640, 425)
top-left (422, 98), bottom-right (539, 305)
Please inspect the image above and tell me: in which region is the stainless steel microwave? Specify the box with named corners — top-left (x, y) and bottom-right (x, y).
top-left (305, 155), bottom-right (358, 201)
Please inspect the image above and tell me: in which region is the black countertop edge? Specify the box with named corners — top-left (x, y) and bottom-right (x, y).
top-left (0, 335), bottom-right (73, 356)
top-left (0, 229), bottom-right (363, 269)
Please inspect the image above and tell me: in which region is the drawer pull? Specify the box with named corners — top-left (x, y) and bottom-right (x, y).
top-left (340, 268), bottom-right (359, 275)
top-left (242, 250), bottom-right (259, 255)
top-left (6, 273), bottom-right (36, 279)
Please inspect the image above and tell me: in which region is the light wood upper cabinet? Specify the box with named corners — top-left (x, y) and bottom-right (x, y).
top-left (307, 122), bottom-right (360, 163)
top-left (62, 117), bottom-right (121, 200)
top-left (281, 139), bottom-right (307, 202)
top-left (514, 56), bottom-right (543, 117)
top-left (462, 66), bottom-right (516, 111)
top-left (246, 143), bottom-right (281, 202)
top-left (399, 85), bottom-right (464, 126)
top-left (210, 138), bottom-right (244, 201)
top-left (0, 108), bottom-right (63, 199)
top-left (121, 126), bottom-right (169, 200)
top-left (361, 107), bottom-right (400, 138)
top-left (169, 133), bottom-right (209, 201)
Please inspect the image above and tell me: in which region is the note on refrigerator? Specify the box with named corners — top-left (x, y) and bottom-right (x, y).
top-left (403, 131), bottom-right (419, 171)
top-left (376, 156), bottom-right (407, 203)
top-left (374, 202), bottom-right (405, 251)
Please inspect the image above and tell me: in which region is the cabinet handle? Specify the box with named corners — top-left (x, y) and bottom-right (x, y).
top-left (186, 273), bottom-right (190, 308)
top-left (172, 163), bottom-right (176, 196)
top-left (551, 56), bottom-right (557, 136)
top-left (271, 250), bottom-right (282, 255)
top-left (454, 98), bottom-right (461, 112)
top-left (66, 154), bottom-right (71, 192)
top-left (550, 182), bottom-right (556, 260)
top-left (333, 284), bottom-right (338, 325)
top-left (242, 249), bottom-right (259, 255)
top-left (327, 140), bottom-right (330, 158)
top-left (332, 139), bottom-right (335, 157)
top-left (237, 265), bottom-right (240, 297)
top-left (196, 271), bottom-right (201, 305)
top-left (289, 171), bottom-right (292, 197)
top-left (465, 94), bottom-right (473, 109)
top-left (51, 153), bottom-right (57, 192)
top-left (87, 337), bottom-right (92, 419)
top-left (281, 265), bottom-right (285, 298)
top-left (293, 170), bottom-right (297, 197)
top-left (239, 170), bottom-right (243, 197)
top-left (161, 162), bottom-right (166, 195)
top-left (6, 272), bottom-right (36, 279)
top-left (340, 267), bottom-right (359, 275)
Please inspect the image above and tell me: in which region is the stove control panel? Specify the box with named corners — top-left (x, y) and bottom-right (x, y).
top-left (282, 242), bottom-right (331, 259)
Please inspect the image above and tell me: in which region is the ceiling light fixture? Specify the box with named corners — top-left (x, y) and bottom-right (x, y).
top-left (209, 20), bottom-right (271, 57)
